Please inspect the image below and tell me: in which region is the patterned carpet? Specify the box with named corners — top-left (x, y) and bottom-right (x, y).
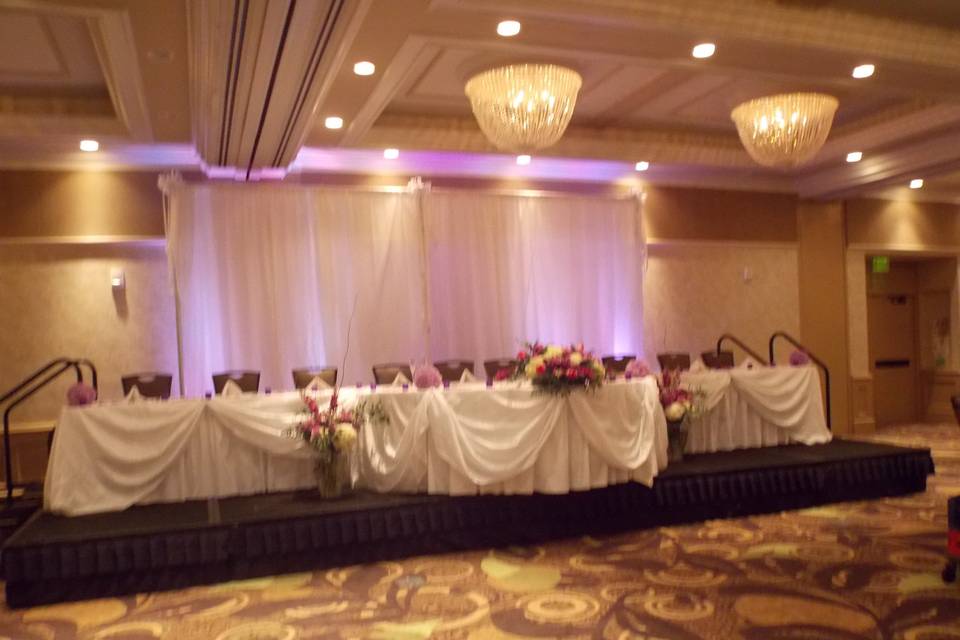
top-left (1, 423), bottom-right (957, 640)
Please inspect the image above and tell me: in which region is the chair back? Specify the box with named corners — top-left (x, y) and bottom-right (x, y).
top-left (952, 394), bottom-right (960, 426)
top-left (701, 350), bottom-right (735, 369)
top-left (602, 355), bottom-right (635, 378)
top-left (483, 358), bottom-right (517, 379)
top-left (121, 372), bottom-right (173, 399)
top-left (212, 370), bottom-right (260, 394)
top-left (657, 352), bottom-right (691, 372)
top-left (372, 363), bottom-right (413, 385)
top-left (434, 359), bottom-right (475, 383)
top-left (292, 367), bottom-right (338, 390)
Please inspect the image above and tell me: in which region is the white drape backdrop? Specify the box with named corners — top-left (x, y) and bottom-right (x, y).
top-left (164, 178), bottom-right (645, 396)
top-left (425, 191), bottom-right (645, 362)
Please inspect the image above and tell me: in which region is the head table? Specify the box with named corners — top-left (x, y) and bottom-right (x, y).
top-left (44, 368), bottom-right (829, 516)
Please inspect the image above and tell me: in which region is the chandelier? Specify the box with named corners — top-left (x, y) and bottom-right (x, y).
top-left (464, 63), bottom-right (582, 152)
top-left (730, 92), bottom-right (838, 168)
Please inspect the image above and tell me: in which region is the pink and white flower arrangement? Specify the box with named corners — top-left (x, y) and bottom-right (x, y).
top-left (514, 341), bottom-right (605, 396)
top-left (299, 392), bottom-right (356, 458)
top-left (789, 350), bottom-right (811, 366)
top-left (658, 369), bottom-right (703, 424)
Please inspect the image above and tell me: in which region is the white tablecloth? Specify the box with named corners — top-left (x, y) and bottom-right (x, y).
top-left (44, 379), bottom-right (668, 515)
top-left (681, 365), bottom-right (831, 453)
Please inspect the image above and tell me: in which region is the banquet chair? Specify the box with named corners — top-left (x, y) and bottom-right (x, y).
top-left (434, 359), bottom-right (476, 383)
top-left (484, 358), bottom-right (517, 379)
top-left (121, 372), bottom-right (173, 399)
top-left (701, 350), bottom-right (735, 369)
top-left (657, 353), bottom-right (691, 372)
top-left (292, 366), bottom-right (338, 390)
top-left (372, 363), bottom-right (413, 385)
top-left (212, 370), bottom-right (261, 394)
top-left (602, 355), bottom-right (635, 378)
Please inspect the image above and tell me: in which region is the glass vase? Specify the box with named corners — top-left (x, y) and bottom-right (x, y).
top-left (666, 419), bottom-right (688, 463)
top-left (316, 454), bottom-right (350, 499)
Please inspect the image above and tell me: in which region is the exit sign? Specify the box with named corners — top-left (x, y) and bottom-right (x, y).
top-left (872, 256), bottom-right (890, 274)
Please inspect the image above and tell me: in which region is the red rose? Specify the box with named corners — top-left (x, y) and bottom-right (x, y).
top-left (536, 364), bottom-right (546, 375)
top-left (517, 350), bottom-right (528, 360)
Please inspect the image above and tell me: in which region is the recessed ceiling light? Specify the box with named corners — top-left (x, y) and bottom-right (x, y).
top-left (852, 64), bottom-right (875, 79)
top-left (497, 20), bottom-right (521, 37)
top-left (909, 178), bottom-right (924, 189)
top-left (846, 151), bottom-right (862, 163)
top-left (383, 148), bottom-right (399, 160)
top-left (692, 43), bottom-right (716, 59)
top-left (516, 154), bottom-right (531, 165)
top-left (324, 116), bottom-right (343, 129)
top-left (79, 139), bottom-right (99, 152)
top-left (353, 61), bottom-right (375, 76)
top-left (635, 161), bottom-right (650, 171)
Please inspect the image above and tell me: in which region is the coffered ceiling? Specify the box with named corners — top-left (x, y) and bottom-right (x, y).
top-left (1, 0), bottom-right (960, 202)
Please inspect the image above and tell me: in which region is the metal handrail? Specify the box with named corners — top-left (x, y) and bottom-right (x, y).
top-left (1, 358), bottom-right (98, 503)
top-left (0, 358), bottom-right (81, 406)
top-left (768, 331), bottom-right (831, 430)
top-left (716, 334), bottom-right (767, 365)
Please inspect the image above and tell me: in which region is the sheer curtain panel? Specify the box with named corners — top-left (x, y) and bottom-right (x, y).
top-left (163, 179), bottom-right (646, 395)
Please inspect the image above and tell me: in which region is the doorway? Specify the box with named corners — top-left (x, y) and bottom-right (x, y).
top-left (865, 255), bottom-right (958, 427)
top-left (867, 290), bottom-right (918, 426)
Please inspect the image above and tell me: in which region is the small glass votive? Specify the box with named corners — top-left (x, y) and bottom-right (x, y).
top-left (370, 383), bottom-right (377, 392)
top-left (204, 391), bottom-right (212, 399)
top-left (264, 387), bottom-right (271, 395)
top-left (356, 382), bottom-right (363, 389)
top-left (624, 372), bottom-right (633, 381)
top-left (443, 380), bottom-right (451, 389)
top-left (402, 383), bottom-right (409, 391)
top-left (486, 379), bottom-right (493, 388)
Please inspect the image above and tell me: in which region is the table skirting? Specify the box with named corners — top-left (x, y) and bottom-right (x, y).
top-left (682, 365), bottom-right (831, 454)
top-left (45, 379), bottom-right (667, 515)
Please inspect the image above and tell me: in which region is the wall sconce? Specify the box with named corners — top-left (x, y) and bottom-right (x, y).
top-left (110, 269), bottom-right (125, 289)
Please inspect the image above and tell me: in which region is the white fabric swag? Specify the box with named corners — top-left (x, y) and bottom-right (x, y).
top-left (45, 380), bottom-right (667, 515)
top-left (164, 180), bottom-right (645, 396)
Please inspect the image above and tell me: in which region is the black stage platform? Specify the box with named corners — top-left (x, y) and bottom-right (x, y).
top-left (1, 439), bottom-right (934, 607)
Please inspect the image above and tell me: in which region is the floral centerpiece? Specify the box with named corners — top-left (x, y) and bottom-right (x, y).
top-left (514, 341), bottom-right (605, 396)
top-left (289, 390), bottom-right (387, 498)
top-left (658, 369), bottom-right (704, 462)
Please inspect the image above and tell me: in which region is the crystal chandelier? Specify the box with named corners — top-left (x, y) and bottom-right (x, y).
top-left (730, 92), bottom-right (838, 168)
top-left (464, 63), bottom-right (582, 152)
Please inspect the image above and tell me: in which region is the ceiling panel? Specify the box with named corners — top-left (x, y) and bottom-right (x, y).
top-left (0, 9), bottom-right (104, 90)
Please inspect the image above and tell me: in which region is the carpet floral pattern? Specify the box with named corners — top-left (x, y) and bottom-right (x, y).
top-left (1, 423), bottom-right (957, 639)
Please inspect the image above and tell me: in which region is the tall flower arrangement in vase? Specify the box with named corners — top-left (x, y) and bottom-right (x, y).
top-left (290, 389), bottom-right (388, 498)
top-left (658, 369), bottom-right (704, 463)
top-left (514, 341), bottom-right (605, 396)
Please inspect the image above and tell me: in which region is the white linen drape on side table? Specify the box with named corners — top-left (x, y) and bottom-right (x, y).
top-left (682, 365), bottom-right (831, 454)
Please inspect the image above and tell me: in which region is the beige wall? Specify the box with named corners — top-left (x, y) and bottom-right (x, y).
top-left (0, 244), bottom-right (178, 421)
top-left (644, 186), bottom-right (798, 243)
top-left (0, 170), bottom-right (164, 239)
top-left (643, 242), bottom-right (799, 366)
top-left (847, 198), bottom-right (960, 251)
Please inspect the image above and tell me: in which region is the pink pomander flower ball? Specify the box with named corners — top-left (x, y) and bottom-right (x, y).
top-left (625, 359), bottom-right (651, 378)
top-left (413, 364), bottom-right (442, 389)
top-left (789, 350), bottom-right (811, 366)
top-left (67, 383), bottom-right (98, 406)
